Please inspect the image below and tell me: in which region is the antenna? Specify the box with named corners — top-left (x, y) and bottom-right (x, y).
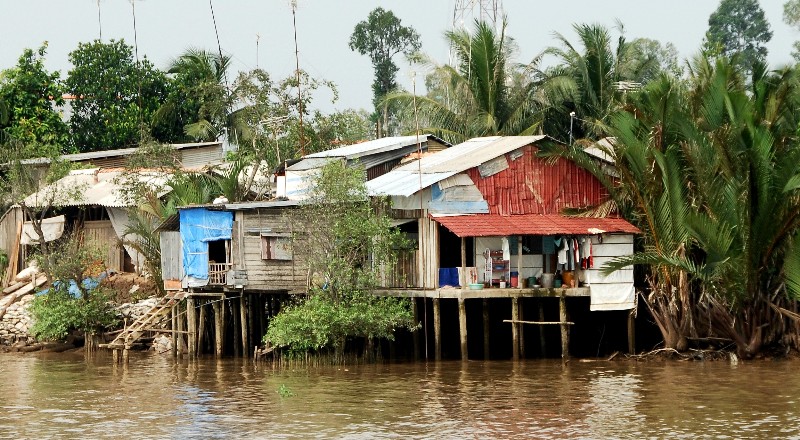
top-left (452, 0), bottom-right (502, 31)
top-left (290, 0), bottom-right (305, 156)
top-left (97, 0), bottom-right (102, 41)
top-left (256, 33), bottom-right (261, 68)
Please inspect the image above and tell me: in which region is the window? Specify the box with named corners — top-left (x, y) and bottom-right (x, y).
top-left (261, 235), bottom-right (292, 260)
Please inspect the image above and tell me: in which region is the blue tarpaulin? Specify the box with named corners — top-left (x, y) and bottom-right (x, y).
top-left (37, 271), bottom-right (110, 298)
top-left (180, 208), bottom-right (233, 284)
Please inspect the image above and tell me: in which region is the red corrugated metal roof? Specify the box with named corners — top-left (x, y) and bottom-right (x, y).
top-left (431, 213), bottom-right (640, 237)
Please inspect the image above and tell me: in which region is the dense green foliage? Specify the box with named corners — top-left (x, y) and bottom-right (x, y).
top-left (350, 7), bottom-right (421, 136)
top-left (0, 45), bottom-right (69, 149)
top-left (65, 39), bottom-right (169, 152)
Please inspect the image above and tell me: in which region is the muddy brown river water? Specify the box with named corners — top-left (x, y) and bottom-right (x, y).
top-left (1, 352), bottom-right (799, 439)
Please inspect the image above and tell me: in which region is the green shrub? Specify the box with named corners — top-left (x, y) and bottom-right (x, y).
top-left (264, 289), bottom-right (415, 353)
top-left (29, 286), bottom-right (118, 342)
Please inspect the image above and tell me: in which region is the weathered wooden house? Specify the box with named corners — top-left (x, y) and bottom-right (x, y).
top-left (366, 135), bottom-right (640, 361)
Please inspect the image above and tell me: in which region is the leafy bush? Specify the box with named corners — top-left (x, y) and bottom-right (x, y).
top-left (264, 289), bottom-right (415, 353)
top-left (29, 287), bottom-right (118, 342)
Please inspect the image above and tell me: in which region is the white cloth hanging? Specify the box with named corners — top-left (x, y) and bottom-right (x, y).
top-left (502, 237), bottom-right (510, 261)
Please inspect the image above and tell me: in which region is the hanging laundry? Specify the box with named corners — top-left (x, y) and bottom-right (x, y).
top-left (557, 236), bottom-right (567, 266)
top-left (542, 236), bottom-right (556, 254)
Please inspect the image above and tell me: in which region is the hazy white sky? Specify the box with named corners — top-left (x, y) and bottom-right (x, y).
top-left (1, 1), bottom-right (796, 112)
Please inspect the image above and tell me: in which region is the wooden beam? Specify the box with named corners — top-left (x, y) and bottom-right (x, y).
top-left (483, 298), bottom-right (490, 360)
top-left (503, 320), bottom-right (575, 325)
top-left (458, 298), bottom-right (468, 361)
top-left (171, 306), bottom-right (177, 357)
top-left (560, 295), bottom-right (569, 364)
top-left (519, 301), bottom-right (525, 358)
top-left (197, 301), bottom-right (207, 355)
top-left (433, 298), bottom-right (441, 361)
top-left (412, 298), bottom-right (420, 361)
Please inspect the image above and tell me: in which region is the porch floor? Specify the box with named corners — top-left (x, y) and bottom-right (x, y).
top-left (374, 286), bottom-right (590, 299)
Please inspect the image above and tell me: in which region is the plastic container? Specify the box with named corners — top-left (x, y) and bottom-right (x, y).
top-left (468, 283), bottom-right (484, 290)
top-left (527, 276), bottom-right (537, 288)
top-left (541, 273), bottom-right (555, 288)
top-left (510, 271), bottom-right (519, 287)
top-left (562, 271), bottom-right (574, 288)
top-left (554, 279), bottom-right (563, 288)
top-left (499, 281), bottom-right (507, 289)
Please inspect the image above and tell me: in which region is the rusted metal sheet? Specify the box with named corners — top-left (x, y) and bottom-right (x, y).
top-left (430, 213), bottom-right (639, 238)
top-left (467, 145), bottom-right (608, 215)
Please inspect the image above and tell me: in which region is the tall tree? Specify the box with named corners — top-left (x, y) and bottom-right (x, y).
top-left (349, 7), bottom-right (421, 137)
top-left (389, 20), bottom-right (543, 144)
top-left (0, 45), bottom-right (69, 151)
top-left (65, 39), bottom-right (169, 152)
top-left (704, 0), bottom-right (773, 74)
top-left (784, 0), bottom-right (800, 62)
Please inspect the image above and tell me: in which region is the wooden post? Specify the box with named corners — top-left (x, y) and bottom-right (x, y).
top-left (433, 298), bottom-right (441, 361)
top-left (517, 236), bottom-right (523, 289)
top-left (247, 294), bottom-right (256, 353)
top-left (538, 301), bottom-right (547, 357)
top-left (232, 298), bottom-right (241, 357)
top-left (240, 294), bottom-right (249, 358)
top-left (483, 298), bottom-right (490, 360)
top-left (177, 303), bottom-right (186, 355)
top-left (519, 300), bottom-right (525, 358)
top-left (213, 300), bottom-right (224, 357)
top-left (412, 298), bottom-right (420, 361)
top-left (171, 306), bottom-right (178, 357)
top-left (460, 237), bottom-right (467, 287)
top-left (511, 297), bottom-right (520, 360)
top-left (560, 295), bottom-right (569, 364)
top-left (186, 296), bottom-right (197, 357)
top-left (459, 298), bottom-right (468, 361)
top-left (627, 311), bottom-right (636, 354)
top-left (197, 301), bottom-right (207, 355)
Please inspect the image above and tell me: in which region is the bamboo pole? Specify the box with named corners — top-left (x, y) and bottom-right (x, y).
top-left (458, 298), bottom-right (468, 361)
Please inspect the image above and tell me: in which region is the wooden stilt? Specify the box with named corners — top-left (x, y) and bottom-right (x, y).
top-left (113, 348), bottom-right (119, 363)
top-left (232, 298), bottom-right (241, 357)
top-left (433, 298), bottom-right (441, 361)
top-left (247, 295), bottom-right (255, 353)
top-left (412, 298), bottom-right (420, 361)
top-left (240, 295), bottom-right (249, 358)
top-left (512, 297), bottom-right (520, 360)
top-left (483, 298), bottom-right (490, 360)
top-left (460, 237), bottom-right (467, 287)
top-left (213, 301), bottom-right (224, 357)
top-left (197, 302), bottom-right (207, 355)
top-left (458, 298), bottom-right (468, 361)
top-left (560, 295), bottom-right (569, 364)
top-left (186, 296), bottom-right (197, 357)
top-left (627, 311), bottom-right (636, 354)
top-left (122, 348), bottom-right (129, 363)
top-left (177, 303), bottom-right (186, 355)
top-left (171, 306), bottom-right (177, 357)
top-left (538, 301), bottom-right (547, 357)
top-left (519, 299), bottom-right (525, 359)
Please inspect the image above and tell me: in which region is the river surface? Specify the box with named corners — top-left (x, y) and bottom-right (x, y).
top-left (1, 352), bottom-right (799, 439)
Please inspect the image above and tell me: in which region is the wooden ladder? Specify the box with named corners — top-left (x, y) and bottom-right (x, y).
top-left (102, 291), bottom-right (185, 350)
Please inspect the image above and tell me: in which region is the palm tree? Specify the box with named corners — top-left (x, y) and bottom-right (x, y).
top-left (542, 22), bottom-right (658, 141)
top-left (596, 57), bottom-right (800, 357)
top-left (154, 48), bottom-right (250, 145)
top-left (388, 20), bottom-right (543, 144)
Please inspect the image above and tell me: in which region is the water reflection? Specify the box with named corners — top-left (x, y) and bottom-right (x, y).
top-left (1, 353), bottom-right (800, 438)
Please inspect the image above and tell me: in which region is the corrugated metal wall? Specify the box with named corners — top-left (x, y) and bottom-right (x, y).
top-left (83, 220), bottom-right (123, 271)
top-left (180, 145), bottom-right (224, 168)
top-left (467, 145), bottom-right (608, 215)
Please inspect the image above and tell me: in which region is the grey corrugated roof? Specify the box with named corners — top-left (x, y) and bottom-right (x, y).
top-left (303, 135), bottom-right (437, 160)
top-left (21, 169), bottom-right (171, 208)
top-left (19, 142), bottom-right (222, 165)
top-left (367, 136), bottom-right (548, 196)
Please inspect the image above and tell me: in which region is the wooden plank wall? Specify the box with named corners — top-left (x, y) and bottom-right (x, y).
top-left (159, 231), bottom-right (183, 281)
top-left (236, 209), bottom-right (307, 292)
top-left (0, 207), bottom-right (22, 261)
top-left (83, 220), bottom-right (123, 271)
top-left (417, 216), bottom-right (439, 289)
